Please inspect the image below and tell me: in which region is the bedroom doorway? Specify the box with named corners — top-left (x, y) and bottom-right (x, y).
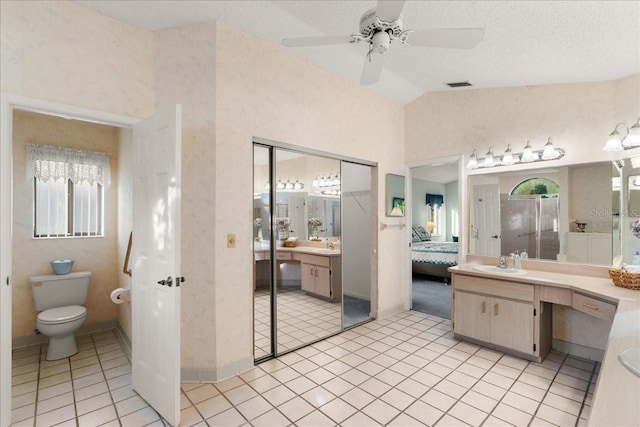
top-left (408, 157), bottom-right (462, 320)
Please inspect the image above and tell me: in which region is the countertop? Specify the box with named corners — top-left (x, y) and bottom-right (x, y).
top-left (449, 262), bottom-right (640, 427)
top-left (254, 243), bottom-right (341, 257)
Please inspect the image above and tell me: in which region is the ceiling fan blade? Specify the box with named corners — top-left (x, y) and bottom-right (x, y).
top-left (360, 52), bottom-right (385, 85)
top-left (375, 0), bottom-right (407, 22)
top-left (405, 28), bottom-right (485, 49)
top-left (282, 35), bottom-right (356, 47)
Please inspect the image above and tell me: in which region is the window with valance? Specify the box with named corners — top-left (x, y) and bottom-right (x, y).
top-left (27, 143), bottom-right (110, 238)
top-left (426, 193), bottom-right (444, 236)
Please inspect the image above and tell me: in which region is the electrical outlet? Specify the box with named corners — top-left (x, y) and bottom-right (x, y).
top-left (227, 234), bottom-right (236, 248)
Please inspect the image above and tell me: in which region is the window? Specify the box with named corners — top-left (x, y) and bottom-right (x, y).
top-left (28, 143), bottom-right (110, 238)
top-left (426, 193), bottom-right (444, 236)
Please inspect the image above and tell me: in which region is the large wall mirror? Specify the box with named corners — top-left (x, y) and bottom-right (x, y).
top-left (386, 173), bottom-right (405, 216)
top-left (468, 161), bottom-right (616, 266)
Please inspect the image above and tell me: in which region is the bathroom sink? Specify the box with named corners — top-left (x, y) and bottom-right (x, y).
top-left (473, 265), bottom-right (526, 274)
top-left (618, 347), bottom-right (640, 377)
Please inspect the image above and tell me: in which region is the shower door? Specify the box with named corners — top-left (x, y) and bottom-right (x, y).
top-left (500, 195), bottom-right (559, 260)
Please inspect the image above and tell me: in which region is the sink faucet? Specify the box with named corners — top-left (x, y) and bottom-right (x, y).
top-left (497, 256), bottom-right (508, 269)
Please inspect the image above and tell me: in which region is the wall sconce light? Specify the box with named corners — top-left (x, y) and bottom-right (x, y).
top-left (603, 118), bottom-right (640, 151)
top-left (467, 138), bottom-right (565, 170)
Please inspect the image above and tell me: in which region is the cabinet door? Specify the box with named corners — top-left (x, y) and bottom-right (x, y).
top-left (490, 298), bottom-right (534, 355)
top-left (453, 292), bottom-right (491, 343)
top-left (301, 262), bottom-right (315, 293)
top-left (314, 265), bottom-right (332, 298)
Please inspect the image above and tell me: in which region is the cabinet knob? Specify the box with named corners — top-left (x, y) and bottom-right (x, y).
top-left (481, 301), bottom-right (486, 313)
top-left (494, 303), bottom-right (499, 316)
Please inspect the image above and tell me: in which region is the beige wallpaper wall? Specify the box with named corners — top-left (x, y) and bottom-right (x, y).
top-left (405, 75), bottom-right (640, 166)
top-left (11, 110), bottom-right (120, 338)
top-left (212, 21), bottom-right (404, 376)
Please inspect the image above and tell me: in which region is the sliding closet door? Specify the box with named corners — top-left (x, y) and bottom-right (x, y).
top-left (341, 162), bottom-right (374, 328)
top-left (274, 149), bottom-right (342, 354)
top-left (253, 145), bottom-right (274, 361)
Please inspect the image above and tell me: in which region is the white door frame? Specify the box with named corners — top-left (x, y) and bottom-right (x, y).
top-left (404, 155), bottom-right (466, 310)
top-left (0, 92), bottom-right (138, 426)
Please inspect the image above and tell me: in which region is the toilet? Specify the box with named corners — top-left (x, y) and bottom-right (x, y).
top-left (30, 271), bottom-right (91, 360)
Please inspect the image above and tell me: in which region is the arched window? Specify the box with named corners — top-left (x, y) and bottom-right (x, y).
top-left (509, 177), bottom-right (559, 198)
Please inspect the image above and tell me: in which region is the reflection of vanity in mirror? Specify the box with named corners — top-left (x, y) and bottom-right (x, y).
top-left (468, 161), bottom-right (615, 266)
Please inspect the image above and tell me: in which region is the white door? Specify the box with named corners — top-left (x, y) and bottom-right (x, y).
top-left (132, 105), bottom-right (182, 426)
top-left (473, 184), bottom-right (501, 256)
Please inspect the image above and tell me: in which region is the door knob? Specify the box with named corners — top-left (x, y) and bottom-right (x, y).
top-left (491, 235), bottom-right (500, 239)
top-left (157, 276), bottom-right (173, 287)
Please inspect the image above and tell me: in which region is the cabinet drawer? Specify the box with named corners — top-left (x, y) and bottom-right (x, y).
top-left (299, 254), bottom-right (330, 267)
top-left (572, 292), bottom-right (616, 321)
top-left (454, 274), bottom-right (534, 302)
top-left (254, 251), bottom-right (292, 261)
top-left (539, 286), bottom-right (572, 306)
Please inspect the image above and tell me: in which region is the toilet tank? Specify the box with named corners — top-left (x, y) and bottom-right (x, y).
top-left (30, 271), bottom-right (91, 311)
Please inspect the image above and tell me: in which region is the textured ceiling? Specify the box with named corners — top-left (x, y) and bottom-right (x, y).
top-left (75, 0), bottom-right (640, 104)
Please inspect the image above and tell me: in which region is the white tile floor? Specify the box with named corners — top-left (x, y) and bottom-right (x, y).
top-left (14, 310), bottom-right (598, 426)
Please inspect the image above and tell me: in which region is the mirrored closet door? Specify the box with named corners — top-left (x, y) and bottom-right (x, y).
top-left (253, 142), bottom-right (376, 362)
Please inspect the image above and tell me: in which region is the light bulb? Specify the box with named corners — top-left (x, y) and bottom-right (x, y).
top-left (624, 118), bottom-right (640, 147)
top-left (541, 137), bottom-right (558, 160)
top-left (501, 144), bottom-right (514, 165)
top-left (603, 129), bottom-right (623, 151)
top-left (521, 141), bottom-right (537, 163)
top-left (467, 149), bottom-right (478, 169)
top-left (483, 147), bottom-right (495, 168)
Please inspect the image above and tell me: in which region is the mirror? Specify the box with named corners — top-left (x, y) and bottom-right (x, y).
top-left (386, 173), bottom-right (405, 216)
top-left (468, 162), bottom-right (614, 266)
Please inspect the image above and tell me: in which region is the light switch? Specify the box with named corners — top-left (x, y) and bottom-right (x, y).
top-left (227, 234), bottom-right (236, 248)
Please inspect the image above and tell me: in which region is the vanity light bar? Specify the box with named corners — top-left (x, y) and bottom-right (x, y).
top-left (467, 138), bottom-right (565, 170)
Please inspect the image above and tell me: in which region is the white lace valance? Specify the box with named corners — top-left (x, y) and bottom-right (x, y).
top-left (26, 143), bottom-right (111, 185)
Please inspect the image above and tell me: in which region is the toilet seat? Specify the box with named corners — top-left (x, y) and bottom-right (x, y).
top-left (38, 305), bottom-right (86, 324)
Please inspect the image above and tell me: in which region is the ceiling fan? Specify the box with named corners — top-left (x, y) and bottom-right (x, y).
top-left (281, 0), bottom-right (484, 85)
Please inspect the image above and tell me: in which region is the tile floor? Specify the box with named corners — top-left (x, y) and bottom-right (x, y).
top-left (254, 286), bottom-right (341, 358)
top-left (13, 310), bottom-right (598, 426)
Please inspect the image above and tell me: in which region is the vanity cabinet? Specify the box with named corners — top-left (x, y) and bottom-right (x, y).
top-left (299, 254), bottom-right (341, 302)
top-left (452, 274), bottom-right (548, 360)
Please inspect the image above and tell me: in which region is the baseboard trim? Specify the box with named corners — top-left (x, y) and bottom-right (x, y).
top-left (377, 304), bottom-right (404, 321)
top-left (181, 356), bottom-right (254, 383)
top-left (552, 339), bottom-right (605, 362)
top-left (114, 322), bottom-right (132, 362)
top-left (12, 318), bottom-right (119, 350)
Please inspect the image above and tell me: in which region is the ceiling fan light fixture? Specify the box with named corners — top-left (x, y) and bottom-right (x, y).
top-left (371, 31), bottom-right (390, 54)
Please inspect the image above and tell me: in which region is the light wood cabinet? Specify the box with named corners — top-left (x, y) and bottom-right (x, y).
top-left (452, 273), bottom-right (549, 361)
top-left (300, 254), bottom-right (341, 302)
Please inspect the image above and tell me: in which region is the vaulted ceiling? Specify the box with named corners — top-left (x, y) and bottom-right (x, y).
top-left (76, 0), bottom-right (640, 104)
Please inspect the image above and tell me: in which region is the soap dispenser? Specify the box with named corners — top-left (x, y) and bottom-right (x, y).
top-left (634, 251), bottom-right (640, 265)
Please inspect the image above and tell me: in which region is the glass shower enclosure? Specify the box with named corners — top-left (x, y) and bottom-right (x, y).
top-left (500, 194), bottom-right (560, 260)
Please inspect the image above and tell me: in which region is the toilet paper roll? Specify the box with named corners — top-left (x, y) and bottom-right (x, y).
top-left (110, 288), bottom-right (129, 304)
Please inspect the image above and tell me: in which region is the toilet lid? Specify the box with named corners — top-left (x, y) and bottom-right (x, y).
top-left (38, 305), bottom-right (86, 324)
